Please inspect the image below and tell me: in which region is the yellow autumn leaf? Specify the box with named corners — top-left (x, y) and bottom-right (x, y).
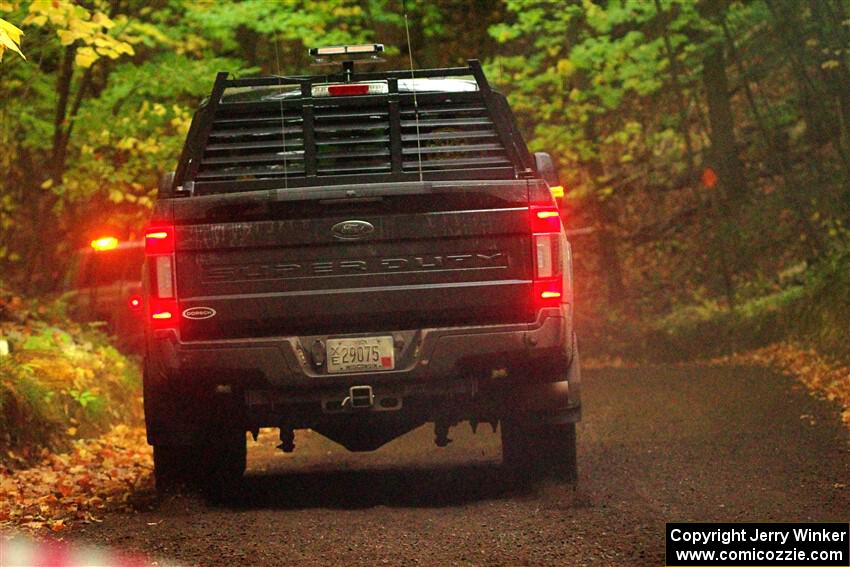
top-left (114, 41), bottom-right (134, 55)
top-left (56, 29), bottom-right (77, 46)
top-left (25, 14), bottom-right (46, 27)
top-left (95, 45), bottom-right (120, 59)
top-left (0, 16), bottom-right (25, 61)
top-left (0, 16), bottom-right (22, 43)
top-left (74, 46), bottom-right (98, 68)
top-left (108, 189), bottom-right (125, 203)
top-left (556, 58), bottom-right (575, 78)
top-left (91, 11), bottom-right (115, 29)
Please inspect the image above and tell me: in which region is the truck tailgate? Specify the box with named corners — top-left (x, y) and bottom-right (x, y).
top-left (171, 181), bottom-right (534, 340)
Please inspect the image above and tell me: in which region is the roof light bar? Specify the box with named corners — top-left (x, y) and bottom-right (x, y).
top-left (309, 44), bottom-right (384, 57)
top-left (346, 44), bottom-right (382, 54)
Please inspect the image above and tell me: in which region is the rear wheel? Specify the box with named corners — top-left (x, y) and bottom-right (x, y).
top-left (501, 418), bottom-right (577, 483)
top-left (199, 429), bottom-right (247, 502)
top-left (153, 445), bottom-right (203, 492)
top-left (154, 430), bottom-right (246, 498)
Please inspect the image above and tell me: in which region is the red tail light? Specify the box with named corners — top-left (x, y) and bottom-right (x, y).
top-left (145, 225), bottom-right (177, 328)
top-left (533, 280), bottom-right (563, 303)
top-left (150, 298), bottom-right (178, 330)
top-left (145, 226), bottom-right (174, 255)
top-left (530, 205), bottom-right (564, 308)
top-left (530, 206), bottom-right (562, 233)
top-left (328, 84), bottom-right (370, 96)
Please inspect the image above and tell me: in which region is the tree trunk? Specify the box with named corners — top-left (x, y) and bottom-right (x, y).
top-left (570, 64), bottom-right (626, 306)
top-left (584, 119), bottom-right (625, 306)
top-left (766, 0), bottom-right (850, 179)
top-left (26, 46), bottom-right (76, 291)
top-left (51, 45), bottom-right (76, 186)
top-left (722, 20), bottom-right (823, 258)
top-left (808, 0), bottom-right (850, 202)
top-left (594, 196), bottom-right (626, 306)
top-left (702, 45), bottom-right (742, 307)
top-left (702, 46), bottom-right (745, 203)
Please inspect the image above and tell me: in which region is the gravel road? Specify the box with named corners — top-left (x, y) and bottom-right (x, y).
top-left (73, 364), bottom-right (850, 566)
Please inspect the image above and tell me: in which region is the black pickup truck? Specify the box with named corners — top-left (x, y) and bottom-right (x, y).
top-left (143, 50), bottom-right (580, 495)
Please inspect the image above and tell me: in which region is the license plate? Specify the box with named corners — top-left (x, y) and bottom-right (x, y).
top-left (326, 336), bottom-right (394, 374)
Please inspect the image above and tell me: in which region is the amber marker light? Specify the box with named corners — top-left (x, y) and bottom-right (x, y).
top-left (90, 236), bottom-right (119, 251)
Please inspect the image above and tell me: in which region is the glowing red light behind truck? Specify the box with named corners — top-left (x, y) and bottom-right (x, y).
top-left (64, 237), bottom-right (145, 351)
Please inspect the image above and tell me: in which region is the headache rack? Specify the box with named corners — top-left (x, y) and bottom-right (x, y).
top-left (171, 60), bottom-right (534, 196)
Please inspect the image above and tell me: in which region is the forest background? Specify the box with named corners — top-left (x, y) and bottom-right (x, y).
top-left (1, 0), bottom-right (849, 362)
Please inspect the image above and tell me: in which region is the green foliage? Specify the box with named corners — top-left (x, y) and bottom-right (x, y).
top-left (0, 0), bottom-right (848, 365)
top-left (799, 250), bottom-right (850, 362)
top-left (0, 0), bottom-right (453, 287)
top-left (489, 0), bottom-right (850, 350)
top-left (68, 388), bottom-right (104, 416)
top-left (643, 247), bottom-right (850, 362)
top-left (0, 287), bottom-right (141, 465)
top-left (650, 286), bottom-right (806, 361)
top-left (489, 0), bottom-right (712, 172)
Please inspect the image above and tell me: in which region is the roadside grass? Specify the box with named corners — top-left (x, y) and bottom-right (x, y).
top-left (0, 286), bottom-right (142, 469)
top-left (583, 250), bottom-right (850, 433)
top-left (796, 250), bottom-right (850, 363)
top-left (648, 285), bottom-right (806, 362)
top-left (590, 249), bottom-right (850, 365)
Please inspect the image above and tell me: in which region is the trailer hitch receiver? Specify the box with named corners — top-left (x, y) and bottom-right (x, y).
top-left (347, 385), bottom-right (374, 409)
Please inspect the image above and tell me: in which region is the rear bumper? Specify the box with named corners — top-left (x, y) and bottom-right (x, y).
top-left (150, 308), bottom-right (571, 386)
top-left (144, 307), bottom-right (580, 442)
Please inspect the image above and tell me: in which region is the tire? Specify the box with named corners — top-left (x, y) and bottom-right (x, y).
top-left (199, 429), bottom-right (247, 502)
top-left (501, 418), bottom-right (577, 483)
top-left (153, 445), bottom-right (203, 492)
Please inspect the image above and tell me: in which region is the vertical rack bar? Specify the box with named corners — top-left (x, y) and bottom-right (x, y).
top-left (387, 78), bottom-right (403, 175)
top-left (468, 60), bottom-right (530, 175)
top-left (301, 81), bottom-right (317, 177)
top-left (182, 71), bottom-right (229, 184)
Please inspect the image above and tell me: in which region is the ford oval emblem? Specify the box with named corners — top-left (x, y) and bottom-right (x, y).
top-left (331, 220), bottom-right (375, 240)
top-left (182, 306), bottom-right (217, 320)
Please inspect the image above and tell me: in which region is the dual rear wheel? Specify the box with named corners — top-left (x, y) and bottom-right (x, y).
top-left (153, 429), bottom-right (246, 500)
top-left (501, 418), bottom-right (577, 483)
